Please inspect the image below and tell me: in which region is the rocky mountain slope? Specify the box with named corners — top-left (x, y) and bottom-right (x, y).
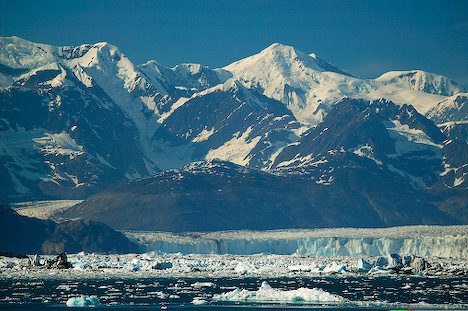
top-left (63, 159), bottom-right (457, 231)
top-left (0, 37), bottom-right (166, 201)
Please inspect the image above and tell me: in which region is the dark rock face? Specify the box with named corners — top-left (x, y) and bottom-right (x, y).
top-left (0, 38), bottom-right (165, 203)
top-left (439, 122), bottom-right (468, 142)
top-left (0, 205), bottom-right (139, 254)
top-left (42, 219), bottom-right (140, 254)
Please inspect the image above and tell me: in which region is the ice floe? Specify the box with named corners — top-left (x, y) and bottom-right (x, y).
top-left (213, 281), bottom-right (345, 303)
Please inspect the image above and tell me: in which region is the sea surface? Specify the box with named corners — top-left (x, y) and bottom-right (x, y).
top-left (0, 276), bottom-right (466, 310)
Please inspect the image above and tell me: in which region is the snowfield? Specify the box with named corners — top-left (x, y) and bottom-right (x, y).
top-left (125, 226), bottom-right (468, 259)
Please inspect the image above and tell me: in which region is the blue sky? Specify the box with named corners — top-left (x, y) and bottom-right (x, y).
top-left (1, 0), bottom-right (467, 85)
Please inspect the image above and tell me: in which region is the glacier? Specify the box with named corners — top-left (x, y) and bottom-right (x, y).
top-left (125, 226), bottom-right (468, 259)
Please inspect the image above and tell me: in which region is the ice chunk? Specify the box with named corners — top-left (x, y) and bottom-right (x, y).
top-left (56, 284), bottom-right (72, 291)
top-left (402, 255), bottom-right (413, 266)
top-left (48, 253), bottom-right (72, 269)
top-left (234, 262), bottom-right (256, 274)
top-left (410, 257), bottom-right (426, 274)
top-left (191, 297), bottom-right (207, 305)
top-left (374, 256), bottom-right (388, 267)
top-left (386, 253), bottom-right (402, 269)
top-left (368, 266), bottom-right (395, 275)
top-left (65, 295), bottom-right (100, 307)
top-left (191, 282), bottom-right (216, 288)
top-left (0, 261), bottom-right (14, 269)
top-left (31, 254), bottom-right (42, 266)
top-left (356, 258), bottom-right (372, 272)
top-left (213, 281), bottom-right (345, 303)
top-left (322, 262), bottom-right (347, 273)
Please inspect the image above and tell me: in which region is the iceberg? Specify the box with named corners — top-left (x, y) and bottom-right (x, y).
top-left (386, 253), bottom-right (402, 269)
top-left (410, 256), bottom-right (426, 274)
top-left (374, 256), bottom-right (388, 267)
top-left (355, 258), bottom-right (372, 272)
top-left (191, 282), bottom-right (216, 288)
top-left (65, 296), bottom-right (100, 307)
top-left (234, 262), bottom-right (256, 274)
top-left (322, 262), bottom-right (347, 273)
top-left (213, 281), bottom-right (345, 303)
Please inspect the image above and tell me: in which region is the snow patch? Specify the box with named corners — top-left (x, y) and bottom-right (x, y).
top-left (205, 127), bottom-right (261, 166)
top-left (191, 128), bottom-right (215, 142)
top-left (353, 144), bottom-right (382, 165)
top-left (32, 132), bottom-right (84, 158)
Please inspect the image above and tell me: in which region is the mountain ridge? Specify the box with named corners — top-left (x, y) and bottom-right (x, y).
top-left (1, 36), bottom-right (466, 229)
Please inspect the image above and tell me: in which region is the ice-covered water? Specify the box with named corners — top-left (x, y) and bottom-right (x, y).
top-left (2, 252), bottom-right (466, 280)
top-left (0, 276), bottom-right (466, 309)
top-left (126, 226), bottom-right (468, 258)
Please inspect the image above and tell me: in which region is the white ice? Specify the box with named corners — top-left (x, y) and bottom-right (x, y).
top-left (65, 296), bottom-right (100, 307)
top-left (213, 281), bottom-right (345, 304)
top-left (125, 225), bottom-right (468, 259)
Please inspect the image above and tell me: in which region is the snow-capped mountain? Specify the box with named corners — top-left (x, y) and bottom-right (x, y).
top-left (0, 36), bottom-right (168, 200)
top-left (1, 36), bottom-right (466, 225)
top-left (154, 79), bottom-right (304, 169)
top-left (138, 60), bottom-right (226, 99)
top-left (426, 93), bottom-right (467, 124)
top-left (220, 43), bottom-right (453, 126)
top-left (375, 70), bottom-right (464, 96)
top-left (273, 98), bottom-right (447, 187)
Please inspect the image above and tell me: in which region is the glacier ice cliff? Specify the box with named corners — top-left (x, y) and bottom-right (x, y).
top-left (125, 226), bottom-right (468, 259)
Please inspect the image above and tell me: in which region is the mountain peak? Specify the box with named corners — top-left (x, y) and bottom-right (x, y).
top-left (262, 42), bottom-right (297, 53)
top-left (375, 70), bottom-right (464, 96)
top-left (258, 42), bottom-right (311, 64)
top-left (224, 42), bottom-right (352, 80)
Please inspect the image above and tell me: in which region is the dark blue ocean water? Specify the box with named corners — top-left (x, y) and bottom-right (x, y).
top-left (0, 276), bottom-right (466, 310)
